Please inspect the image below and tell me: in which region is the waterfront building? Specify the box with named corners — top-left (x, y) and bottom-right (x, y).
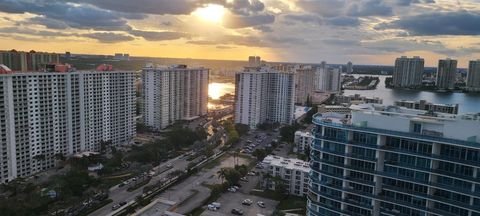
top-left (308, 104), bottom-right (480, 216)
top-left (436, 58), bottom-right (457, 90)
top-left (262, 155), bottom-right (310, 196)
top-left (317, 104), bottom-right (351, 114)
top-left (142, 64), bottom-right (209, 130)
top-left (0, 67), bottom-right (136, 183)
top-left (395, 99), bottom-right (459, 114)
top-left (334, 94), bottom-right (383, 105)
top-left (467, 60), bottom-right (480, 92)
top-left (392, 56), bottom-right (424, 88)
top-left (316, 65), bottom-right (341, 93)
top-left (294, 65), bottom-right (316, 105)
top-left (347, 62), bottom-right (353, 74)
top-left (294, 131), bottom-right (314, 154)
top-left (0, 50), bottom-right (60, 72)
top-left (234, 66), bottom-right (295, 128)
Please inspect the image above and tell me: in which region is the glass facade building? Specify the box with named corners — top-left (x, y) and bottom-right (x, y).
top-left (308, 105), bottom-right (480, 216)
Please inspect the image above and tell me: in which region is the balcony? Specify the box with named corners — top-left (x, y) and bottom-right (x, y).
top-left (313, 114), bottom-right (480, 148)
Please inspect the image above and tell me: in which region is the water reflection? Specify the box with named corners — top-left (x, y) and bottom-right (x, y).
top-left (344, 75), bottom-right (480, 113)
top-left (208, 82), bottom-right (235, 99)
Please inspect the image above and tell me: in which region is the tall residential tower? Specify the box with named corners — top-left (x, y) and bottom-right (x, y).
top-left (467, 60), bottom-right (480, 92)
top-left (436, 58), bottom-right (457, 90)
top-left (142, 64), bottom-right (209, 129)
top-left (392, 56), bottom-right (424, 88)
top-left (0, 67), bottom-right (136, 183)
top-left (234, 66), bottom-right (295, 128)
top-left (308, 104), bottom-right (480, 216)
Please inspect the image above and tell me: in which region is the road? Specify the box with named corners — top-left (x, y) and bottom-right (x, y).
top-left (89, 154), bottom-right (191, 216)
top-left (89, 115), bottom-right (227, 216)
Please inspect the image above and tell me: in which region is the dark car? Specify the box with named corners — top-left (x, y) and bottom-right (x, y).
top-left (231, 208), bottom-right (244, 215)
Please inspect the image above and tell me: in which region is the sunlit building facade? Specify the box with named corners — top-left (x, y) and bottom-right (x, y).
top-left (308, 104), bottom-right (480, 216)
top-left (0, 70), bottom-right (136, 183)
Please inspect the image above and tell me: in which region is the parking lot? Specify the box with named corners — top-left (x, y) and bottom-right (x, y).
top-left (201, 190), bottom-right (278, 216)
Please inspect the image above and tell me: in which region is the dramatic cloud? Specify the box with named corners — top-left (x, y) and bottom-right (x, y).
top-left (0, 0), bottom-right (130, 31)
top-left (283, 14), bottom-right (322, 25)
top-left (296, 0), bottom-right (346, 17)
top-left (325, 16), bottom-right (360, 27)
top-left (377, 11), bottom-right (480, 35)
top-left (128, 29), bottom-right (190, 41)
top-left (223, 13), bottom-right (275, 28)
top-left (346, 0), bottom-right (393, 17)
top-left (395, 0), bottom-right (435, 6)
top-left (78, 0), bottom-right (198, 15)
top-left (82, 32), bottom-right (135, 43)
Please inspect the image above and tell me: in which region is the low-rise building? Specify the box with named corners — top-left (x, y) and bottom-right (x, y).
top-left (294, 131), bottom-right (314, 154)
top-left (334, 94), bottom-right (383, 105)
top-left (394, 99), bottom-right (459, 114)
top-left (317, 104), bottom-right (351, 114)
top-left (262, 155), bottom-right (310, 197)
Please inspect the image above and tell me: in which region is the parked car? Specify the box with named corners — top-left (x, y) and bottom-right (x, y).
top-left (242, 199), bottom-right (253, 206)
top-left (227, 187), bottom-right (237, 192)
top-left (240, 177), bottom-right (248, 182)
top-left (257, 201), bottom-right (266, 208)
top-left (211, 202), bottom-right (221, 209)
top-left (231, 208), bottom-right (244, 215)
top-left (207, 204), bottom-right (218, 211)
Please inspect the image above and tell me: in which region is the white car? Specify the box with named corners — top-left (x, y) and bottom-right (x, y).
top-left (227, 187), bottom-right (237, 192)
top-left (207, 204), bottom-right (217, 211)
top-left (257, 201), bottom-right (266, 208)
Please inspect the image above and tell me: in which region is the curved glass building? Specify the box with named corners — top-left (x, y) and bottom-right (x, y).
top-left (308, 104), bottom-right (480, 216)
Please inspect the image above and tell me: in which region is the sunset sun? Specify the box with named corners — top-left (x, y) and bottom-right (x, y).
top-left (194, 4), bottom-right (225, 23)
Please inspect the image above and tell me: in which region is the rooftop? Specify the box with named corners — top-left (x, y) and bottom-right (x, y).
top-left (313, 104), bottom-right (480, 147)
top-left (262, 155), bottom-right (310, 172)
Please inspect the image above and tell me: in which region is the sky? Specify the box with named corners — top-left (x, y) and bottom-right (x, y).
top-left (0, 0), bottom-right (479, 67)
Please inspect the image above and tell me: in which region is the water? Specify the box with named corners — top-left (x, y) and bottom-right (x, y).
top-left (344, 75), bottom-right (480, 114)
top-left (209, 78), bottom-right (480, 114)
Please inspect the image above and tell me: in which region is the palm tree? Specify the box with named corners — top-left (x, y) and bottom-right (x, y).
top-left (217, 168), bottom-right (227, 184)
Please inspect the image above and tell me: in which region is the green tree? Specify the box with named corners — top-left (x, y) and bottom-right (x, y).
top-left (280, 123), bottom-right (302, 142)
top-left (217, 168), bottom-right (227, 184)
top-left (252, 149), bottom-right (267, 161)
top-left (234, 123), bottom-right (249, 136)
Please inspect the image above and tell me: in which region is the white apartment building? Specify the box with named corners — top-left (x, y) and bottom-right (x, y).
top-left (393, 56), bottom-right (424, 88)
top-left (467, 59), bottom-right (480, 92)
top-left (262, 155), bottom-right (310, 196)
top-left (234, 66), bottom-right (295, 128)
top-left (0, 70), bottom-right (136, 183)
top-left (436, 58), bottom-right (457, 90)
top-left (316, 65), bottom-right (341, 93)
top-left (294, 131), bottom-right (314, 154)
top-left (142, 64), bottom-right (209, 129)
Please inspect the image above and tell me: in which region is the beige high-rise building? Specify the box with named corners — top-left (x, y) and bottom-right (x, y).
top-left (142, 64), bottom-right (209, 129)
top-left (0, 50), bottom-right (60, 72)
top-left (294, 65), bottom-right (316, 105)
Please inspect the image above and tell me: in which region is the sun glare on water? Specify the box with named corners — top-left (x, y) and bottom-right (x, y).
top-left (194, 4), bottom-right (225, 23)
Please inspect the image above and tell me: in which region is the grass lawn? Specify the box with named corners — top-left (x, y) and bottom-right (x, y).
top-left (277, 195), bottom-right (307, 211)
top-left (250, 189), bottom-right (284, 201)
